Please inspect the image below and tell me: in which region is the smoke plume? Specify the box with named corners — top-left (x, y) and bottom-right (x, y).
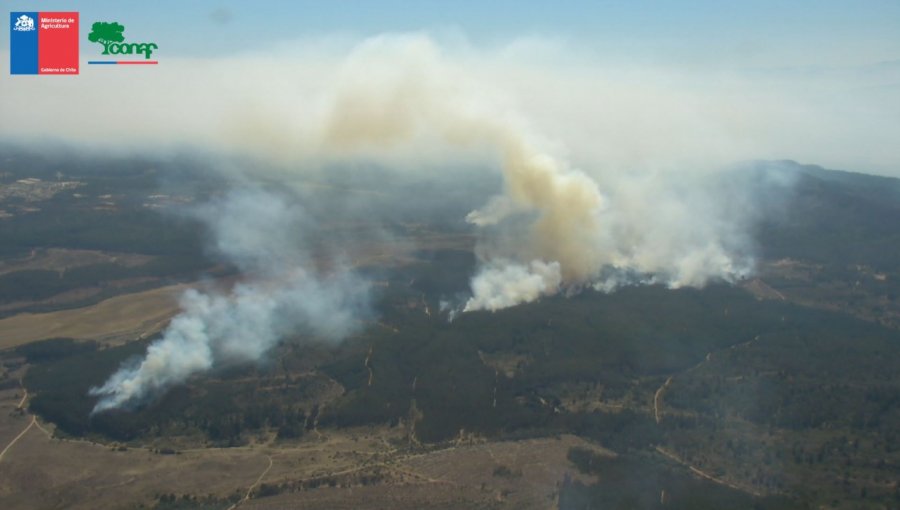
top-left (66, 34), bottom-right (772, 327)
top-left (14, 32), bottom-right (820, 408)
top-left (310, 36), bottom-right (757, 311)
top-left (463, 260), bottom-right (562, 312)
top-left (90, 188), bottom-right (369, 412)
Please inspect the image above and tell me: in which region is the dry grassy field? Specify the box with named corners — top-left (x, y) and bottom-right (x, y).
top-left (0, 283), bottom-right (187, 349)
top-left (0, 376), bottom-right (602, 510)
top-left (0, 248), bottom-right (154, 277)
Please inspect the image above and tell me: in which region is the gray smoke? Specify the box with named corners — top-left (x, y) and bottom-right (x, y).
top-left (308, 36), bottom-right (761, 311)
top-left (52, 33), bottom-right (799, 375)
top-left (90, 188), bottom-right (369, 412)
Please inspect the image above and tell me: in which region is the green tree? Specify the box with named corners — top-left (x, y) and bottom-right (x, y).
top-left (88, 22), bottom-right (125, 54)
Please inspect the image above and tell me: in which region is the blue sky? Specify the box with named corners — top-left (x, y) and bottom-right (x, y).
top-left (5, 0), bottom-right (900, 67)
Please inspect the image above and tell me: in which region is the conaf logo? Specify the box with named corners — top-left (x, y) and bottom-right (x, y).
top-left (13, 14), bottom-right (35, 31)
top-left (88, 21), bottom-right (157, 59)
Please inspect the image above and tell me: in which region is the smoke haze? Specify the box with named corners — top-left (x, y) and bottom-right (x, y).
top-left (309, 36), bottom-right (762, 309)
top-left (4, 32), bottom-right (889, 406)
top-left (90, 188), bottom-right (370, 412)
top-left (11, 35), bottom-right (806, 311)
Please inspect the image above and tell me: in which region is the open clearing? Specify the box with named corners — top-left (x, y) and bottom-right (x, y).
top-left (0, 248), bottom-right (154, 277)
top-left (0, 283), bottom-right (188, 349)
top-left (0, 379), bottom-right (602, 510)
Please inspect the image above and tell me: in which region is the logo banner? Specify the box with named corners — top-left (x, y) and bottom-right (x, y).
top-left (10, 11), bottom-right (79, 75)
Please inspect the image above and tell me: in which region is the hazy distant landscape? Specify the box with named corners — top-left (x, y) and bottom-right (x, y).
top-left (3, 3), bottom-right (900, 509)
top-left (0, 145), bottom-right (897, 509)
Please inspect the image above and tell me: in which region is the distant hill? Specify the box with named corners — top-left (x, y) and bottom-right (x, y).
top-left (753, 161), bottom-right (900, 270)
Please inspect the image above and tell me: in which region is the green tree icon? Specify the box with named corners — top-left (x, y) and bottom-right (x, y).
top-left (88, 22), bottom-right (125, 54)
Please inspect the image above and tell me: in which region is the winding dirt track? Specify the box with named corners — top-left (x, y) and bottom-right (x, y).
top-left (0, 384), bottom-right (52, 467)
top-left (0, 416), bottom-right (36, 465)
top-left (15, 388), bottom-right (27, 409)
top-left (651, 338), bottom-right (766, 497)
top-left (0, 384), bottom-right (52, 465)
top-left (655, 446), bottom-right (763, 497)
top-left (653, 377), bottom-right (673, 424)
top-left (226, 455), bottom-right (274, 510)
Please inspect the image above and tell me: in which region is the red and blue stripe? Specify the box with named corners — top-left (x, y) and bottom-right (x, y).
top-left (88, 60), bottom-right (158, 65)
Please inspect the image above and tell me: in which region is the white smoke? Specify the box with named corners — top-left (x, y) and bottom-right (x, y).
top-left (4, 33), bottom-right (835, 320)
top-left (311, 36), bottom-right (759, 311)
top-left (463, 260), bottom-right (562, 312)
top-left (90, 188), bottom-right (369, 412)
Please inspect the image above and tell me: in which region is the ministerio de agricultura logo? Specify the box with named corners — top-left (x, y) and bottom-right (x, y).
top-left (87, 21), bottom-right (159, 65)
top-left (10, 11), bottom-right (79, 74)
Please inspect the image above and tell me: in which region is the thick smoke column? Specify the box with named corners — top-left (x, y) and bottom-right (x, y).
top-left (316, 36), bottom-right (755, 311)
top-left (87, 35), bottom-right (774, 394)
top-left (90, 189), bottom-right (369, 412)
